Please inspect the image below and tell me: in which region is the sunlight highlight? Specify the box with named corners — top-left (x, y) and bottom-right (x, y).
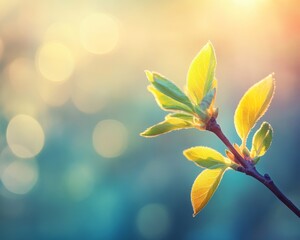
top-left (6, 114), bottom-right (45, 158)
top-left (36, 41), bottom-right (75, 82)
top-left (232, 0), bottom-right (266, 8)
top-left (1, 160), bottom-right (38, 194)
top-left (71, 75), bottom-right (111, 113)
top-left (0, 38), bottom-right (4, 61)
top-left (80, 13), bottom-right (119, 54)
top-left (8, 57), bottom-right (36, 90)
top-left (93, 119), bottom-right (128, 158)
top-left (38, 79), bottom-right (70, 107)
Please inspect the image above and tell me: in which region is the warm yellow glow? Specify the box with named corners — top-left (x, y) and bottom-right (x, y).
top-left (44, 22), bottom-right (77, 44)
top-left (0, 38), bottom-right (4, 61)
top-left (36, 41), bottom-right (75, 82)
top-left (93, 119), bottom-right (128, 158)
top-left (38, 79), bottom-right (70, 107)
top-left (232, 0), bottom-right (264, 8)
top-left (1, 58), bottom-right (43, 119)
top-left (8, 57), bottom-right (36, 90)
top-left (80, 13), bottom-right (119, 54)
top-left (7, 114), bottom-right (45, 158)
top-left (71, 76), bottom-right (111, 113)
top-left (43, 22), bottom-right (83, 59)
top-left (1, 160), bottom-right (38, 194)
top-left (2, 97), bottom-right (44, 120)
top-left (0, 0), bottom-right (19, 20)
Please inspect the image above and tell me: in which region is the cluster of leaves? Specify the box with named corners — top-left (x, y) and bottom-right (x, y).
top-left (141, 42), bottom-right (275, 216)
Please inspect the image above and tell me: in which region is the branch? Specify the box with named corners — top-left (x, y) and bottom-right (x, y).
top-left (206, 117), bottom-right (300, 218)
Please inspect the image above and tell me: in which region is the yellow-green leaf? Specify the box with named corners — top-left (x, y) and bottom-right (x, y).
top-left (165, 113), bottom-right (194, 123)
top-left (145, 71), bottom-right (193, 109)
top-left (191, 168), bottom-right (226, 216)
top-left (195, 88), bottom-right (217, 122)
top-left (147, 85), bottom-right (194, 114)
top-left (199, 88), bottom-right (216, 113)
top-left (186, 42), bottom-right (217, 105)
top-left (251, 122), bottom-right (273, 160)
top-left (140, 116), bottom-right (193, 137)
top-left (184, 146), bottom-right (232, 169)
top-left (234, 74), bottom-right (275, 147)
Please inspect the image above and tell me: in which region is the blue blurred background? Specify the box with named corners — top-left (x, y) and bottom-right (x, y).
top-left (0, 0), bottom-right (299, 239)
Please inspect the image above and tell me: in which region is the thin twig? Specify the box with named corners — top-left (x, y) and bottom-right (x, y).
top-left (206, 117), bottom-right (300, 218)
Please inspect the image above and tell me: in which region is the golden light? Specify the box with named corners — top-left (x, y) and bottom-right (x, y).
top-left (0, 38), bottom-right (4, 61)
top-left (7, 57), bottom-right (36, 91)
top-left (36, 41), bottom-right (75, 82)
top-left (71, 75), bottom-right (111, 114)
top-left (0, 0), bottom-right (20, 20)
top-left (80, 13), bottom-right (120, 54)
top-left (92, 119), bottom-right (128, 158)
top-left (1, 97), bottom-right (45, 120)
top-left (44, 22), bottom-right (77, 45)
top-left (1, 59), bottom-right (44, 119)
top-left (38, 78), bottom-right (70, 107)
top-left (6, 114), bottom-right (45, 158)
top-left (1, 160), bottom-right (39, 195)
top-left (43, 22), bottom-right (83, 59)
top-left (232, 0), bottom-right (267, 8)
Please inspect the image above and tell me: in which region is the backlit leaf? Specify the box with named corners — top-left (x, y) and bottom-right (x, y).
top-left (196, 88), bottom-right (217, 122)
top-left (145, 71), bottom-right (193, 109)
top-left (200, 88), bottom-right (216, 113)
top-left (147, 85), bottom-right (194, 114)
top-left (140, 116), bottom-right (193, 137)
top-left (186, 42), bottom-right (217, 105)
top-left (191, 168), bottom-right (226, 216)
top-left (251, 122), bottom-right (273, 160)
top-left (165, 113), bottom-right (195, 123)
top-left (234, 74), bottom-right (275, 147)
top-left (184, 146), bottom-right (232, 169)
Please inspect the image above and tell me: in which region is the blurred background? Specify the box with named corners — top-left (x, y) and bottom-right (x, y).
top-left (0, 0), bottom-right (299, 239)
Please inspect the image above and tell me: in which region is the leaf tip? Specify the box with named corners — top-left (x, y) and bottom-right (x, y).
top-left (139, 131), bottom-right (147, 137)
top-left (206, 40), bottom-right (213, 48)
top-left (182, 148), bottom-right (189, 157)
top-left (206, 41), bottom-right (216, 54)
top-left (270, 72), bottom-right (275, 79)
top-left (182, 147), bottom-right (198, 162)
top-left (144, 70), bottom-right (154, 83)
top-left (139, 129), bottom-right (154, 138)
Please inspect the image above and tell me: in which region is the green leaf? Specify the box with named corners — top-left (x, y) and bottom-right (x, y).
top-left (140, 116), bottom-right (193, 137)
top-left (145, 71), bottom-right (193, 109)
top-left (251, 122), bottom-right (273, 160)
top-left (199, 88), bottom-right (216, 113)
top-left (147, 85), bottom-right (194, 114)
top-left (186, 42), bottom-right (217, 105)
top-left (195, 88), bottom-right (217, 122)
top-left (234, 74), bottom-right (275, 147)
top-left (183, 146), bottom-right (232, 169)
top-left (191, 168), bottom-right (226, 216)
top-left (165, 113), bottom-right (194, 123)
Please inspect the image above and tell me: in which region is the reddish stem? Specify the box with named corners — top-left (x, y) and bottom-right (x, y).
top-left (206, 117), bottom-right (300, 218)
